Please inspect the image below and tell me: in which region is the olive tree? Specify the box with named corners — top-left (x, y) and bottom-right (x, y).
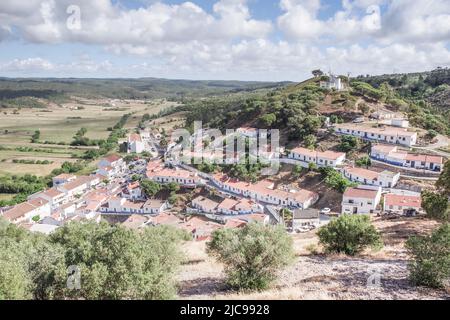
top-left (318, 215), bottom-right (382, 256)
top-left (207, 223), bottom-right (295, 291)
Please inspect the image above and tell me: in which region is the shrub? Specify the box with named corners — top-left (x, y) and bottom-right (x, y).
top-left (421, 190), bottom-right (449, 221)
top-left (406, 224), bottom-right (450, 288)
top-left (355, 156), bottom-right (372, 168)
top-left (48, 222), bottom-right (186, 300)
top-left (207, 223), bottom-right (295, 291)
top-left (318, 215), bottom-right (382, 256)
top-left (321, 167), bottom-right (356, 193)
top-left (292, 164), bottom-right (303, 178)
top-left (140, 180), bottom-right (162, 197)
top-left (0, 219), bottom-right (187, 300)
top-left (338, 135), bottom-right (360, 152)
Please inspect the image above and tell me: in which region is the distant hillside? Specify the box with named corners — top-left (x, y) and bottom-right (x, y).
top-left (178, 68), bottom-right (450, 142)
top-left (354, 67), bottom-right (450, 135)
top-left (0, 78), bottom-right (290, 102)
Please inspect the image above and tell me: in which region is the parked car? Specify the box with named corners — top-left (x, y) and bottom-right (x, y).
top-left (320, 208), bottom-right (331, 214)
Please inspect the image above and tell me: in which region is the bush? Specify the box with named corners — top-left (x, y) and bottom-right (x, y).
top-left (320, 167), bottom-right (356, 193)
top-left (406, 224), bottom-right (450, 288)
top-left (355, 156), bottom-right (372, 168)
top-left (141, 180), bottom-right (162, 197)
top-left (207, 223), bottom-right (295, 291)
top-left (338, 135), bottom-right (360, 152)
top-left (0, 219), bottom-right (187, 300)
top-left (421, 191), bottom-right (449, 221)
top-left (318, 215), bottom-right (382, 256)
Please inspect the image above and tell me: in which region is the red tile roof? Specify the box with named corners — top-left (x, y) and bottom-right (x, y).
top-left (344, 166), bottom-right (379, 181)
top-left (344, 187), bottom-right (379, 199)
top-left (3, 198), bottom-right (48, 222)
top-left (385, 194), bottom-right (422, 208)
top-left (291, 147), bottom-right (345, 160)
top-left (103, 154), bottom-right (122, 163)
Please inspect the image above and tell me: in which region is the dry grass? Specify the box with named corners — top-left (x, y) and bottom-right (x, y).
top-left (176, 217), bottom-right (449, 300)
top-left (0, 98), bottom-right (176, 176)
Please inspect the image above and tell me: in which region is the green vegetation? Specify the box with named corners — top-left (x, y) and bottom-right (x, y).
top-left (320, 167), bottom-right (357, 193)
top-left (0, 175), bottom-right (49, 207)
top-left (0, 78), bottom-right (287, 101)
top-left (421, 191), bottom-right (449, 221)
top-left (357, 68), bottom-right (450, 135)
top-left (0, 96), bottom-right (47, 109)
top-left (0, 159), bottom-right (93, 207)
top-left (355, 156), bottom-right (372, 168)
top-left (421, 164), bottom-right (450, 221)
top-left (184, 84), bottom-right (327, 142)
top-left (0, 219), bottom-right (188, 300)
top-left (138, 113), bottom-right (152, 130)
top-left (303, 134), bottom-right (317, 149)
top-left (406, 224), bottom-right (450, 288)
top-left (292, 164), bottom-right (303, 179)
top-left (31, 130), bottom-right (40, 143)
top-left (436, 161), bottom-right (450, 196)
top-left (140, 180), bottom-right (162, 198)
top-left (338, 135), bottom-right (360, 153)
top-left (351, 81), bottom-right (386, 101)
top-left (318, 215), bottom-right (382, 256)
top-left (207, 223), bottom-right (295, 291)
top-left (12, 159), bottom-right (53, 165)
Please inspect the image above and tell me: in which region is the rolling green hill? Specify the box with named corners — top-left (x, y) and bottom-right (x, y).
top-left (0, 78), bottom-right (290, 102)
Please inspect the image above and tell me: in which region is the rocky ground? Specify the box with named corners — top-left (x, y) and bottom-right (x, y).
top-left (177, 217), bottom-right (449, 300)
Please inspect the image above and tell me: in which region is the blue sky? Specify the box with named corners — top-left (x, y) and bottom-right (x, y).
top-left (0, 0), bottom-right (448, 81)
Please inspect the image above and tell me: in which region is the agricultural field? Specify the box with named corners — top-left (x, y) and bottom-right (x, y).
top-left (149, 112), bottom-right (187, 135)
top-left (0, 98), bottom-right (177, 176)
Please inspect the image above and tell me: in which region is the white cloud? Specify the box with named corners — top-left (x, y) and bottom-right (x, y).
top-left (3, 41), bottom-right (448, 81)
top-left (278, 0), bottom-right (382, 42)
top-left (0, 58), bottom-right (54, 72)
top-left (379, 0), bottom-right (450, 44)
top-left (0, 0), bottom-right (272, 46)
top-left (0, 0), bottom-right (448, 80)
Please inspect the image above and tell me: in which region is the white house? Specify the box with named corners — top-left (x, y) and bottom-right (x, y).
top-left (288, 147), bottom-right (346, 168)
top-left (390, 119), bottom-right (409, 128)
top-left (2, 198), bottom-right (51, 224)
top-left (191, 196), bottom-right (220, 214)
top-left (292, 209), bottom-right (321, 230)
top-left (341, 166), bottom-right (400, 188)
top-left (121, 182), bottom-right (143, 200)
top-left (320, 74), bottom-right (344, 91)
top-left (370, 145), bottom-right (445, 172)
top-left (56, 176), bottom-right (100, 201)
top-left (341, 185), bottom-right (382, 215)
top-left (100, 197), bottom-right (167, 215)
top-left (212, 174), bottom-right (319, 209)
top-left (52, 174), bottom-right (76, 187)
top-left (217, 198), bottom-right (262, 215)
top-left (335, 124), bottom-right (418, 147)
top-left (97, 154), bottom-right (125, 179)
top-left (29, 187), bottom-right (67, 209)
top-left (147, 166), bottom-right (203, 188)
top-left (128, 133), bottom-right (145, 154)
top-left (383, 193), bottom-right (423, 215)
